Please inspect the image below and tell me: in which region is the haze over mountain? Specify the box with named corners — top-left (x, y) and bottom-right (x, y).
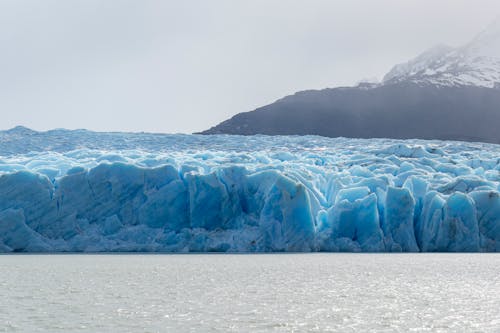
top-left (202, 20), bottom-right (500, 144)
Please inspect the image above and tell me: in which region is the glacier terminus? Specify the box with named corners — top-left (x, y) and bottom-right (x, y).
top-left (0, 127), bottom-right (498, 252)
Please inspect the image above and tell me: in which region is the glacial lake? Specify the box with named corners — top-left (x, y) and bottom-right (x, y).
top-left (0, 254), bottom-right (499, 332)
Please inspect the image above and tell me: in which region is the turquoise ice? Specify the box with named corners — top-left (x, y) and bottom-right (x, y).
top-left (0, 127), bottom-right (498, 252)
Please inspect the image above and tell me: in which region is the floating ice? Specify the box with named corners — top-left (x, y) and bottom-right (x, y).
top-left (0, 127), bottom-right (498, 252)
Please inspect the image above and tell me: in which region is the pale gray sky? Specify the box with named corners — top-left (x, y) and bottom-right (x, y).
top-left (1, 0), bottom-right (499, 133)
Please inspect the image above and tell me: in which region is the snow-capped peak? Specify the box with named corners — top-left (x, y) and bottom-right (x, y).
top-left (383, 19), bottom-right (500, 88)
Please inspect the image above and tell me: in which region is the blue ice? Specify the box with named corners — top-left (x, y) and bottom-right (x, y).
top-left (0, 128), bottom-right (498, 252)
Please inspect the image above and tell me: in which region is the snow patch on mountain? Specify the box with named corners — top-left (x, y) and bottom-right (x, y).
top-left (383, 19), bottom-right (500, 88)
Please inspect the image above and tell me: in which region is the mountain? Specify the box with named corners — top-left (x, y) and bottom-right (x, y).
top-left (201, 21), bottom-right (500, 144)
top-left (383, 19), bottom-right (500, 88)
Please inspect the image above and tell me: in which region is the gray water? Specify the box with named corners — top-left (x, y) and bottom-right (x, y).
top-left (0, 254), bottom-right (499, 332)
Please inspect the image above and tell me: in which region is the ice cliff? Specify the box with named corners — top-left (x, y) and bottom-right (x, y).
top-left (0, 128), bottom-right (498, 252)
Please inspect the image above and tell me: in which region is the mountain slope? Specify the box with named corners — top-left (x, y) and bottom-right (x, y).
top-left (202, 83), bottom-right (500, 143)
top-left (384, 20), bottom-right (500, 88)
top-left (201, 21), bottom-right (500, 143)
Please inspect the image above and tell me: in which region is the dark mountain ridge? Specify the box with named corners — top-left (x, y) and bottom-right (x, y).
top-left (201, 83), bottom-right (500, 143)
top-left (201, 21), bottom-right (500, 144)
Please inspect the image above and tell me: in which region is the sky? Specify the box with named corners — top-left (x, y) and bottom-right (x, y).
top-left (1, 0), bottom-right (500, 133)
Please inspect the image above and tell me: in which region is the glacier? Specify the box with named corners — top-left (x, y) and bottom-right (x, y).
top-left (0, 127), bottom-right (499, 252)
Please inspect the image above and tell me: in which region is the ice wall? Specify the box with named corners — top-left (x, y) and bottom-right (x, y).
top-left (0, 128), bottom-right (498, 252)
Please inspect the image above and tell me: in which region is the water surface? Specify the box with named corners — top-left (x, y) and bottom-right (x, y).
top-left (1, 254), bottom-right (499, 332)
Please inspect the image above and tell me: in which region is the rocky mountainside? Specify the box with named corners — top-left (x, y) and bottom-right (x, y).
top-left (201, 21), bottom-right (500, 144)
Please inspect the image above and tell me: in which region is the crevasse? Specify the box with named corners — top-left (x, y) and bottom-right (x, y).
top-left (0, 129), bottom-right (498, 252)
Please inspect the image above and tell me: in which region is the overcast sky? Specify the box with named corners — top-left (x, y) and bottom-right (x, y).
top-left (1, 0), bottom-right (500, 133)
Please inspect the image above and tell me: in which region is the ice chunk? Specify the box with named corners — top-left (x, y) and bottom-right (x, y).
top-left (0, 209), bottom-right (50, 252)
top-left (382, 187), bottom-right (419, 252)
